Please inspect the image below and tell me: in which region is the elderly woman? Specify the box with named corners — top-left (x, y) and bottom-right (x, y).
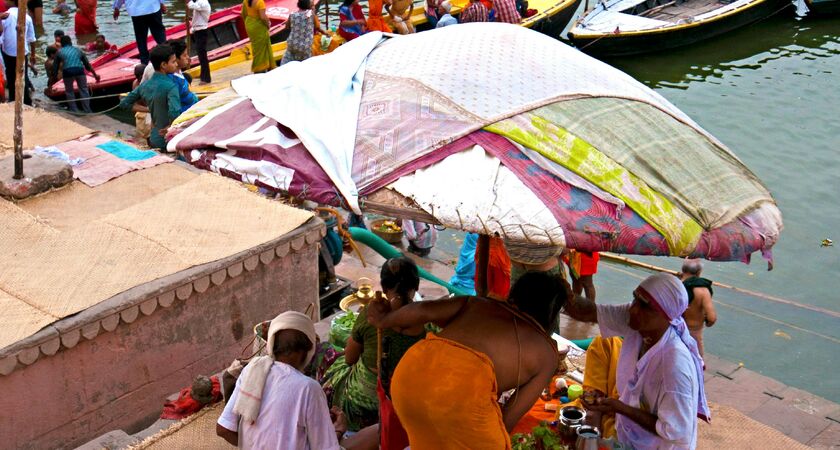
top-left (565, 273), bottom-right (710, 449)
top-left (323, 257), bottom-right (425, 433)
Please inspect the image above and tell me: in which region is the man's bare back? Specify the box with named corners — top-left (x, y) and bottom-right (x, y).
top-left (438, 299), bottom-right (559, 393)
top-left (681, 286), bottom-right (716, 356)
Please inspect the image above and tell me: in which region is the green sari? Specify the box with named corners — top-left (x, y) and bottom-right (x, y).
top-left (242, 0), bottom-right (276, 73)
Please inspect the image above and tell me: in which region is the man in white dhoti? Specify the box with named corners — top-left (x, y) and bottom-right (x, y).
top-left (564, 273), bottom-right (711, 450)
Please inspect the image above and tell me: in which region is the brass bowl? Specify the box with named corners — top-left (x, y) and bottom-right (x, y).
top-left (340, 292), bottom-right (370, 312)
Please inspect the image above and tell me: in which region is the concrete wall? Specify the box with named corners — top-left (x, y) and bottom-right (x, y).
top-left (0, 224), bottom-right (322, 450)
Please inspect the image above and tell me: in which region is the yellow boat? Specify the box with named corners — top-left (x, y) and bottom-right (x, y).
top-left (187, 0), bottom-right (581, 95)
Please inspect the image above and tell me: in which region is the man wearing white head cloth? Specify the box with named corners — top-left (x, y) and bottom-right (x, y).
top-left (216, 311), bottom-right (345, 449)
top-left (565, 272), bottom-right (711, 449)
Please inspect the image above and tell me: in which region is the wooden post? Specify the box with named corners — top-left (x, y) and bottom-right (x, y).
top-left (475, 234), bottom-right (490, 298)
top-left (374, 291), bottom-right (384, 374)
top-left (185, 6), bottom-right (191, 60)
top-left (12, 0), bottom-right (27, 180)
top-left (324, 0), bottom-right (330, 30)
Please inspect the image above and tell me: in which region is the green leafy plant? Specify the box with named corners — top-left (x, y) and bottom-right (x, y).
top-left (511, 422), bottom-right (567, 450)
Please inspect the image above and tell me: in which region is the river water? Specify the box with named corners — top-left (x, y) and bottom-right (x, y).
top-left (29, 5), bottom-right (840, 401)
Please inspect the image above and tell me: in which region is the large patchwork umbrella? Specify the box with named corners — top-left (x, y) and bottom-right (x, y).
top-left (167, 23), bottom-right (782, 267)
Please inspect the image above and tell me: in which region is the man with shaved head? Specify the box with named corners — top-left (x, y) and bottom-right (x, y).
top-left (679, 259), bottom-right (717, 357)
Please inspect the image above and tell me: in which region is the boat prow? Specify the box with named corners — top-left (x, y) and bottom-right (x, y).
top-left (568, 0), bottom-right (792, 56)
top-left (47, 0), bottom-right (301, 101)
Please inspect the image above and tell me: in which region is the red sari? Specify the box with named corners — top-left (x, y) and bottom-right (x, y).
top-left (74, 0), bottom-right (98, 35)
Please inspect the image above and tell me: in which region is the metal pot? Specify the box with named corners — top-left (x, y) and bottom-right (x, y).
top-left (557, 405), bottom-right (587, 442)
top-left (575, 425), bottom-right (601, 450)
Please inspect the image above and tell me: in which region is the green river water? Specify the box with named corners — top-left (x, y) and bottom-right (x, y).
top-left (29, 4), bottom-right (840, 402)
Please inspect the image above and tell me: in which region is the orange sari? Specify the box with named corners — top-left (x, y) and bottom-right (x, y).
top-left (366, 0), bottom-right (392, 32)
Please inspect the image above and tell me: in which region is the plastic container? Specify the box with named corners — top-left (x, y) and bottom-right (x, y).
top-left (568, 384), bottom-right (583, 401)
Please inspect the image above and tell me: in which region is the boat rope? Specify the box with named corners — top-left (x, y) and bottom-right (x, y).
top-left (605, 264), bottom-right (840, 345)
top-left (48, 92), bottom-right (127, 104)
top-left (577, 34), bottom-right (610, 51)
top-left (39, 102), bottom-right (122, 116)
top-left (601, 252), bottom-right (840, 319)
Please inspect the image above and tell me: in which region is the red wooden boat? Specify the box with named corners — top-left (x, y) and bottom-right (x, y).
top-left (47, 0), bottom-right (297, 100)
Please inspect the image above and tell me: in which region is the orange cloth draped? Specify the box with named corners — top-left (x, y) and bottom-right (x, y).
top-left (391, 333), bottom-right (511, 450)
top-left (366, 0), bottom-right (392, 32)
top-left (74, 0), bottom-right (98, 35)
top-left (475, 236), bottom-right (511, 300)
top-left (582, 336), bottom-right (621, 438)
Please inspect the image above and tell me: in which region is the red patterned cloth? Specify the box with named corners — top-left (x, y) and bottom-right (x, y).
top-left (493, 0), bottom-right (521, 24)
top-left (161, 376), bottom-right (222, 420)
top-left (459, 2), bottom-right (488, 22)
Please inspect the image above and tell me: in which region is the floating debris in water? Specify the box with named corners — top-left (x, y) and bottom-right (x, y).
top-left (821, 238), bottom-right (833, 247)
top-left (774, 330), bottom-right (792, 340)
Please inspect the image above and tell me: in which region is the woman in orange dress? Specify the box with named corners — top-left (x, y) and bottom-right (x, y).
top-left (366, 0), bottom-right (392, 32)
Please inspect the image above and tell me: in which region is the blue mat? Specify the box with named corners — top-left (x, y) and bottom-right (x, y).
top-left (96, 140), bottom-right (157, 161)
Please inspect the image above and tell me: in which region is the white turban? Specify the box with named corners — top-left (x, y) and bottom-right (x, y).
top-left (637, 273), bottom-right (711, 422)
top-left (234, 311), bottom-right (317, 424)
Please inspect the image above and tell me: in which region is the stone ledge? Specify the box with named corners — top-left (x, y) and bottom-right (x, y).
top-left (0, 216), bottom-right (325, 377)
top-left (0, 153), bottom-right (73, 200)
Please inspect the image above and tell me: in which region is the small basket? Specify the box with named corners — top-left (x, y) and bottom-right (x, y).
top-left (371, 219), bottom-right (403, 244)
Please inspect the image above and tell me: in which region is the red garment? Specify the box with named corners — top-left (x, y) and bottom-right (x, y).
top-left (459, 1), bottom-right (488, 22)
top-left (161, 376), bottom-right (222, 420)
top-left (337, 3), bottom-right (366, 41)
top-left (86, 41), bottom-right (112, 52)
top-left (74, 0), bottom-right (98, 35)
top-left (493, 0), bottom-right (521, 23)
top-left (377, 378), bottom-right (410, 450)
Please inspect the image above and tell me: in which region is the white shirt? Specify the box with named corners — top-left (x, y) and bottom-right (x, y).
top-left (597, 303), bottom-right (700, 450)
top-left (0, 8), bottom-right (36, 57)
top-left (112, 0), bottom-right (164, 17)
top-left (218, 361), bottom-right (341, 450)
top-left (436, 13), bottom-right (457, 27)
top-left (188, 0), bottom-right (211, 31)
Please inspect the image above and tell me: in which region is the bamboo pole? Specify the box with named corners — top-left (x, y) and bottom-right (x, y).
top-left (475, 234), bottom-right (490, 297)
top-left (374, 291), bottom-right (384, 374)
top-left (185, 3), bottom-right (191, 60)
top-left (12, 0), bottom-right (26, 180)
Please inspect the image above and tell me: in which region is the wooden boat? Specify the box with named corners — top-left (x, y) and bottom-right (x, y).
top-left (186, 0), bottom-right (583, 95)
top-left (804, 0), bottom-right (840, 13)
top-left (412, 0), bottom-right (582, 36)
top-left (567, 0), bottom-right (792, 56)
top-left (47, 0), bottom-right (299, 100)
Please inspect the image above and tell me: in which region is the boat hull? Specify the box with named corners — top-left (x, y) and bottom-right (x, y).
top-left (47, 0), bottom-right (295, 101)
top-left (806, 0), bottom-right (840, 14)
top-left (569, 0), bottom-right (792, 56)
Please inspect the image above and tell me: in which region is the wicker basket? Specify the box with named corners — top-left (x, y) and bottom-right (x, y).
top-left (371, 219), bottom-right (403, 244)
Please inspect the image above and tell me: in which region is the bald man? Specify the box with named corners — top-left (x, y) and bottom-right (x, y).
top-left (679, 260), bottom-right (717, 357)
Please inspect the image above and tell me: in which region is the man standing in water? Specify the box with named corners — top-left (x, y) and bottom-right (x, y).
top-left (679, 259), bottom-right (717, 357)
top-left (113, 0), bottom-right (168, 65)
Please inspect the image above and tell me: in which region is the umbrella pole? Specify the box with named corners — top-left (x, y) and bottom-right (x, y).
top-left (475, 234), bottom-right (490, 297)
top-left (12, 0), bottom-right (27, 180)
